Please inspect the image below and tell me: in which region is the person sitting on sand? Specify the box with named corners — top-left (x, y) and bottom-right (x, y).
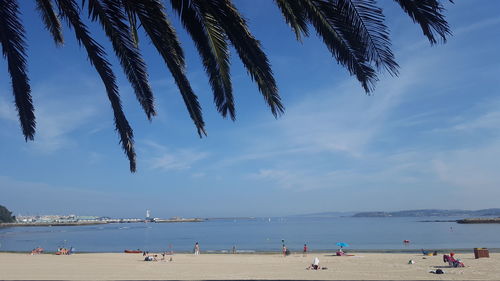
top-left (307, 257), bottom-right (320, 270)
top-left (443, 252), bottom-right (464, 267)
top-left (144, 255), bottom-right (157, 261)
top-left (31, 247), bottom-right (44, 255)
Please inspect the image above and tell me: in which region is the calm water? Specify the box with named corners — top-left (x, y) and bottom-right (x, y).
top-left (1, 217), bottom-right (500, 252)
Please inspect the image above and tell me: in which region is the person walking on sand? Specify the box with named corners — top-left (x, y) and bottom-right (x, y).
top-left (194, 242), bottom-right (200, 255)
top-left (282, 245), bottom-right (287, 257)
top-left (303, 244), bottom-right (308, 257)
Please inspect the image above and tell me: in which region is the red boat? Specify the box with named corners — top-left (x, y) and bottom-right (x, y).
top-left (124, 249), bottom-right (142, 253)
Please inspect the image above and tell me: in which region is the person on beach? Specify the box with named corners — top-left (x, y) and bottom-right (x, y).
top-left (282, 245), bottom-right (287, 257)
top-left (194, 242), bottom-right (200, 255)
top-left (303, 244), bottom-right (308, 257)
top-left (144, 255), bottom-right (157, 261)
top-left (307, 257), bottom-right (320, 270)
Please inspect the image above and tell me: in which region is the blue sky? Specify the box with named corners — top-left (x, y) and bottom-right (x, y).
top-left (1, 1), bottom-right (500, 218)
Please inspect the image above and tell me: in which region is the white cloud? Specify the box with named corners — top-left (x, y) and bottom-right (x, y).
top-left (32, 103), bottom-right (97, 152)
top-left (0, 97), bottom-right (18, 122)
top-left (452, 110), bottom-right (500, 132)
top-left (454, 16), bottom-right (500, 36)
top-left (432, 141), bottom-right (500, 191)
top-left (221, 52), bottom-right (433, 167)
top-left (1, 73), bottom-right (106, 153)
top-left (142, 140), bottom-right (208, 171)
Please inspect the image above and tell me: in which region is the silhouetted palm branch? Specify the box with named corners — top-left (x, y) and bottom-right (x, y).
top-left (56, 0), bottom-right (136, 172)
top-left (123, 0), bottom-right (206, 136)
top-left (204, 0), bottom-right (284, 117)
top-left (393, 0), bottom-right (451, 44)
top-left (87, 0), bottom-right (156, 119)
top-left (170, 0), bottom-right (235, 120)
top-left (0, 0), bottom-right (35, 141)
top-left (0, 0), bottom-right (453, 171)
top-left (275, 0), bottom-right (309, 41)
top-left (335, 0), bottom-right (398, 75)
top-left (36, 0), bottom-right (64, 46)
top-left (300, 0), bottom-right (378, 92)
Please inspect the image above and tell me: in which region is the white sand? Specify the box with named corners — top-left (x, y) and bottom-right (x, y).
top-left (0, 252), bottom-right (498, 280)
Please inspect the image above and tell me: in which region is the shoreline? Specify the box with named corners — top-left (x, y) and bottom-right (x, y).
top-left (0, 218), bottom-right (204, 227)
top-left (2, 248), bottom-right (499, 254)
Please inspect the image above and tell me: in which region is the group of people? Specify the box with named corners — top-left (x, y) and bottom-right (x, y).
top-left (30, 247), bottom-right (44, 255)
top-left (55, 247), bottom-right (73, 255)
top-left (143, 250), bottom-right (174, 262)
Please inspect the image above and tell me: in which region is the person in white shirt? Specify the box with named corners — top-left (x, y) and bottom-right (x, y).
top-left (307, 257), bottom-right (320, 270)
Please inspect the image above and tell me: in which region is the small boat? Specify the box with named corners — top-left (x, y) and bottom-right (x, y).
top-left (124, 249), bottom-right (142, 253)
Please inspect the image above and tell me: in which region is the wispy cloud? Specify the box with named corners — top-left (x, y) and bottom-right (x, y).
top-left (142, 140), bottom-right (209, 171)
top-left (0, 97), bottom-right (18, 122)
top-left (454, 16), bottom-right (500, 36)
top-left (1, 73), bottom-right (106, 153)
top-left (217, 52), bottom-right (433, 169)
top-left (32, 103), bottom-right (97, 152)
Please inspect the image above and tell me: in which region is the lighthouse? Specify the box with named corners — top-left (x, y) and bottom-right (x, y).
top-left (146, 210), bottom-right (151, 220)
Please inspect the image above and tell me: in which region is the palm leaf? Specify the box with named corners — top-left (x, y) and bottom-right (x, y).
top-left (56, 0), bottom-right (136, 172)
top-left (170, 0), bottom-right (235, 120)
top-left (204, 0), bottom-right (284, 117)
top-left (335, 0), bottom-right (398, 76)
top-left (300, 0), bottom-right (377, 92)
top-left (87, 0), bottom-right (155, 120)
top-left (123, 0), bottom-right (206, 136)
top-left (393, 0), bottom-right (451, 44)
top-left (35, 0), bottom-right (64, 46)
top-left (274, 0), bottom-right (309, 41)
top-left (0, 0), bottom-right (36, 141)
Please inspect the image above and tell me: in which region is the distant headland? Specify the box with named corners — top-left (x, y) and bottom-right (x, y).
top-left (351, 208), bottom-right (500, 218)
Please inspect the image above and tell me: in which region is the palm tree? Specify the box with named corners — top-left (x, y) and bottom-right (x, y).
top-left (0, 0), bottom-right (451, 172)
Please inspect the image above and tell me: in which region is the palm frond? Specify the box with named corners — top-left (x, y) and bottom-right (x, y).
top-left (300, 0), bottom-right (377, 92)
top-left (204, 0), bottom-right (284, 117)
top-left (335, 0), bottom-right (398, 76)
top-left (87, 0), bottom-right (155, 120)
top-left (0, 0), bottom-right (36, 141)
top-left (121, 0), bottom-right (139, 47)
top-left (123, 0), bottom-right (206, 136)
top-left (35, 0), bottom-right (64, 46)
top-left (56, 0), bottom-right (136, 172)
top-left (393, 0), bottom-right (451, 44)
top-left (274, 0), bottom-right (309, 41)
top-left (170, 0), bottom-right (235, 120)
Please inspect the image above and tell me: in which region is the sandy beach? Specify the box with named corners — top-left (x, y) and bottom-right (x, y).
top-left (0, 252), bottom-right (498, 280)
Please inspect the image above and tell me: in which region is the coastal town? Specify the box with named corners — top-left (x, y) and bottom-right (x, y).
top-left (0, 210), bottom-right (204, 227)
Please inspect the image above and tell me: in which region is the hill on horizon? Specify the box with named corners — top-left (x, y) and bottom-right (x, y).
top-left (352, 208), bottom-right (500, 217)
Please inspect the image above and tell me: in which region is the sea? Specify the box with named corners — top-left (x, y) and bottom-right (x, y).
top-left (1, 216), bottom-right (500, 253)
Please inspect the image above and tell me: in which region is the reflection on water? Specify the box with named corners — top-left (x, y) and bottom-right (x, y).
top-left (1, 217), bottom-right (500, 252)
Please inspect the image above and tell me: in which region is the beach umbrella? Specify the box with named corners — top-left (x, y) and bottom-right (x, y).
top-left (336, 242), bottom-right (349, 248)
